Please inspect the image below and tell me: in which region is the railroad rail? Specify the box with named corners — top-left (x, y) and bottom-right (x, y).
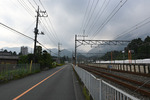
top-left (79, 64), bottom-right (150, 97)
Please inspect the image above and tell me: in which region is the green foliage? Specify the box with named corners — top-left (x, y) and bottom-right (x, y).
top-left (18, 50), bottom-right (53, 69)
top-left (18, 55), bottom-right (28, 64)
top-left (0, 64), bottom-right (40, 83)
top-left (101, 36), bottom-right (150, 60)
top-left (38, 50), bottom-right (52, 69)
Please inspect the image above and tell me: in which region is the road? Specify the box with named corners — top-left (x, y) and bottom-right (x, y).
top-left (0, 64), bottom-right (85, 100)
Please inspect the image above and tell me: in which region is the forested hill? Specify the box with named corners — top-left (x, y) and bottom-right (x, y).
top-left (101, 36), bottom-right (150, 60)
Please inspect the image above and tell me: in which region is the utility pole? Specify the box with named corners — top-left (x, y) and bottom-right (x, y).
top-left (58, 42), bottom-right (61, 64)
top-left (33, 6), bottom-right (47, 63)
top-left (75, 35), bottom-right (77, 66)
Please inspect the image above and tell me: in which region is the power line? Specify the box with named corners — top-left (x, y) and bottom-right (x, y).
top-left (91, 0), bottom-right (128, 39)
top-left (87, 0), bottom-right (110, 36)
top-left (82, 0), bottom-right (95, 31)
top-left (39, 0), bottom-right (46, 10)
top-left (80, 0), bottom-right (90, 34)
top-left (33, 0), bottom-right (38, 6)
top-left (39, 18), bottom-right (58, 46)
top-left (114, 16), bottom-right (150, 39)
top-left (38, 0), bottom-right (60, 42)
top-left (37, 41), bottom-right (57, 55)
top-left (27, 0), bottom-right (36, 10)
top-left (84, 0), bottom-right (100, 31)
top-left (0, 22), bottom-right (56, 55)
top-left (17, 0), bottom-right (35, 18)
top-left (0, 22), bottom-right (34, 41)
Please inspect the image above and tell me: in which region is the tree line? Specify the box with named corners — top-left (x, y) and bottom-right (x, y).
top-left (101, 36), bottom-right (150, 60)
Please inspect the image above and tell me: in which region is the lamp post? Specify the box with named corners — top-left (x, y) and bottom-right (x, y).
top-left (122, 51), bottom-right (125, 64)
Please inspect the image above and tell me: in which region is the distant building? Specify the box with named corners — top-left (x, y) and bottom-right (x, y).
top-left (21, 46), bottom-right (28, 55)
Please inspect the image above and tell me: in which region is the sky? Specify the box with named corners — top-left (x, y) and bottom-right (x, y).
top-left (0, 0), bottom-right (150, 52)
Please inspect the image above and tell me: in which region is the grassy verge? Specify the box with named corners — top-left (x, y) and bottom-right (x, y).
top-left (73, 67), bottom-right (92, 100)
top-left (0, 64), bottom-right (40, 83)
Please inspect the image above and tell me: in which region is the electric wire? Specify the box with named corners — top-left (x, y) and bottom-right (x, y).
top-left (0, 22), bottom-right (57, 55)
top-left (84, 0), bottom-right (100, 31)
top-left (87, 0), bottom-right (110, 36)
top-left (43, 18), bottom-right (59, 43)
top-left (38, 0), bottom-right (60, 42)
top-left (39, 0), bottom-right (46, 11)
top-left (91, 0), bottom-right (128, 39)
top-left (80, 0), bottom-right (90, 34)
top-left (82, 0), bottom-right (95, 32)
top-left (28, 0), bottom-right (36, 10)
top-left (39, 18), bottom-right (58, 46)
top-left (0, 22), bottom-right (34, 41)
top-left (114, 16), bottom-right (150, 39)
top-left (17, 0), bottom-right (35, 18)
top-left (33, 0), bottom-right (38, 6)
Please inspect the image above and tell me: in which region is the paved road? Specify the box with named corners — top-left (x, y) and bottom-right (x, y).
top-left (0, 64), bottom-right (85, 100)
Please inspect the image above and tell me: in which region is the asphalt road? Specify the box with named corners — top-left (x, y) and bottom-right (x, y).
top-left (0, 64), bottom-right (85, 100)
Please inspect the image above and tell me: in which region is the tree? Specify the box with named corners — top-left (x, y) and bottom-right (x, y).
top-left (18, 55), bottom-right (28, 64)
top-left (13, 51), bottom-right (17, 55)
top-left (38, 50), bottom-right (52, 69)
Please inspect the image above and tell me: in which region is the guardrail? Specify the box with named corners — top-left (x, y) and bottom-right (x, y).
top-left (74, 66), bottom-right (139, 100)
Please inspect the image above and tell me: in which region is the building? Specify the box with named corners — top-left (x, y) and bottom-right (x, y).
top-left (0, 51), bottom-right (19, 64)
top-left (21, 46), bottom-right (28, 55)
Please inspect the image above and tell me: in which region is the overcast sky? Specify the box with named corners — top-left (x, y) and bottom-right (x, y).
top-left (1, 0), bottom-right (150, 52)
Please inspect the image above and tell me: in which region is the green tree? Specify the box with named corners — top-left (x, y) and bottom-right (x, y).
top-left (38, 50), bottom-right (52, 69)
top-left (18, 55), bottom-right (28, 64)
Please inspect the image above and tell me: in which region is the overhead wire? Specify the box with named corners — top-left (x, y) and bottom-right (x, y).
top-left (27, 0), bottom-right (36, 10)
top-left (87, 0), bottom-right (110, 36)
top-left (82, 0), bottom-right (95, 32)
top-left (114, 16), bottom-right (150, 39)
top-left (17, 0), bottom-right (35, 18)
top-left (80, 0), bottom-right (90, 34)
top-left (39, 18), bottom-right (58, 46)
top-left (0, 22), bottom-right (34, 41)
top-left (84, 0), bottom-right (100, 31)
top-left (0, 22), bottom-right (57, 55)
top-left (91, 0), bottom-right (128, 39)
top-left (33, 0), bottom-right (38, 6)
top-left (38, 0), bottom-right (60, 42)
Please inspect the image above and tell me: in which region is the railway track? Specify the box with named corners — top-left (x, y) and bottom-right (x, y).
top-left (79, 65), bottom-right (150, 97)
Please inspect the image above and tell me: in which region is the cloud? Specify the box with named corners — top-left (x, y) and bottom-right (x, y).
top-left (1, 0), bottom-right (150, 52)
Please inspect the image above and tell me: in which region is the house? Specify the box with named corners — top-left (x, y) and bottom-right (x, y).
top-left (0, 51), bottom-right (19, 64)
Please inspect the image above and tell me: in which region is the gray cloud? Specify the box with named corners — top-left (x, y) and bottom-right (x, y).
top-left (1, 0), bottom-right (150, 52)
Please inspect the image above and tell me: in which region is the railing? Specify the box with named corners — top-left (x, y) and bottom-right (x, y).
top-left (74, 65), bottom-right (139, 100)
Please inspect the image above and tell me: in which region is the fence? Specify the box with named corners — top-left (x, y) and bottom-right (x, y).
top-left (88, 63), bottom-right (150, 74)
top-left (74, 66), bottom-right (139, 100)
top-left (0, 64), bottom-right (40, 82)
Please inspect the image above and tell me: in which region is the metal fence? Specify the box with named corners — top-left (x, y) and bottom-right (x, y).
top-left (0, 64), bottom-right (40, 82)
top-left (74, 66), bottom-right (139, 100)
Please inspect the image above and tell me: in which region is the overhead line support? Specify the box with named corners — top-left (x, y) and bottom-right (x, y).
top-left (33, 6), bottom-right (48, 63)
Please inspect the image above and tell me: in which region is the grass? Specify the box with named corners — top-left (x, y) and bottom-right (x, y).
top-left (0, 65), bottom-right (40, 83)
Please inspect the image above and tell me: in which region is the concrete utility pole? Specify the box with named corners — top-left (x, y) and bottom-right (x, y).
top-left (75, 35), bottom-right (77, 65)
top-left (33, 6), bottom-right (47, 63)
top-left (57, 42), bottom-right (62, 64)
